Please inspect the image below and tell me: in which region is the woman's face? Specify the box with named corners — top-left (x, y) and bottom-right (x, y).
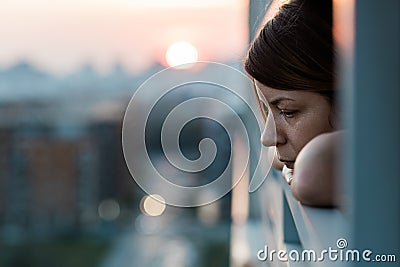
top-left (255, 80), bottom-right (335, 169)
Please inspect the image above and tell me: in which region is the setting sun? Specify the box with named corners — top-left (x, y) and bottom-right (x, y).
top-left (165, 41), bottom-right (199, 68)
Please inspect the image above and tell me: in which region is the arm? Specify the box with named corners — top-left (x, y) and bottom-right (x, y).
top-left (290, 131), bottom-right (342, 207)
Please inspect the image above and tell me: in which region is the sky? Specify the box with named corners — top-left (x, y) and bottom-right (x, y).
top-left (0, 0), bottom-right (249, 76)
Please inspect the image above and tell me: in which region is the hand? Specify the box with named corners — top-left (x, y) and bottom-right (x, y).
top-left (282, 165), bottom-right (294, 185)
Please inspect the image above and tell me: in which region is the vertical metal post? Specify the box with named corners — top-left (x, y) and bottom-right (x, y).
top-left (344, 0), bottom-right (400, 263)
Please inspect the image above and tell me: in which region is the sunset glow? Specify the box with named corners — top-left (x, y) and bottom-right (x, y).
top-left (165, 41), bottom-right (199, 68)
top-left (0, 0), bottom-right (248, 75)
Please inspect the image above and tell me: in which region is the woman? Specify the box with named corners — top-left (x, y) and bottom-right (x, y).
top-left (244, 0), bottom-right (341, 207)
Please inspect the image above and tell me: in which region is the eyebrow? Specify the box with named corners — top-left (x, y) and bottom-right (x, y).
top-left (269, 97), bottom-right (295, 106)
top-left (254, 83), bottom-right (295, 106)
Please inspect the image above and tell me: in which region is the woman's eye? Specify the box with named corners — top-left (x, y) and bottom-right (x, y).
top-left (280, 110), bottom-right (296, 118)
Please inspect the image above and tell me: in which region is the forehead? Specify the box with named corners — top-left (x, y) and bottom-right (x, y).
top-left (254, 80), bottom-right (323, 104)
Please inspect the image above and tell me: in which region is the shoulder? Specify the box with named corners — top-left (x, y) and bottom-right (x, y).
top-left (298, 131), bottom-right (341, 165)
top-left (290, 131), bottom-right (342, 207)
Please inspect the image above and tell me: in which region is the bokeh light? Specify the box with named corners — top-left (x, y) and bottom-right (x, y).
top-left (141, 194), bottom-right (167, 216)
top-left (98, 199), bottom-right (120, 221)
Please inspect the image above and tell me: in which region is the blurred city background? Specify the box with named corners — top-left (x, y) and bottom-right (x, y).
top-left (0, 0), bottom-right (268, 266)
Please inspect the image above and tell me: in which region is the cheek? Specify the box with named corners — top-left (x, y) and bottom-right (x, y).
top-left (289, 111), bottom-right (333, 153)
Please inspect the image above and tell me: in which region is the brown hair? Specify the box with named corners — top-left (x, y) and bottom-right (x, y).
top-left (244, 0), bottom-right (335, 104)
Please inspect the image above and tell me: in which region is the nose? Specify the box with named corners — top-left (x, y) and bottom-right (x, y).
top-left (261, 114), bottom-right (285, 147)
